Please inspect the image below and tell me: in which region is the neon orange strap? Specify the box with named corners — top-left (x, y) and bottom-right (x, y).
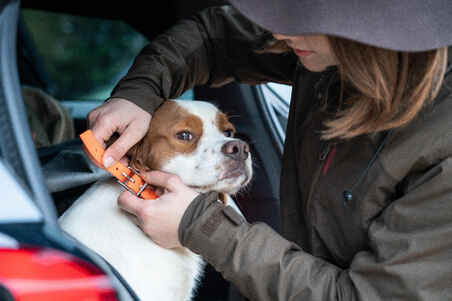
top-left (80, 130), bottom-right (157, 200)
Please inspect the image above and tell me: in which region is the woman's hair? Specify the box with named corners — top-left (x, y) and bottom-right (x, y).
top-left (325, 37), bottom-right (448, 139)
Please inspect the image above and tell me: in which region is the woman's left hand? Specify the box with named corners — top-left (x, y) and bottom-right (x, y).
top-left (117, 170), bottom-right (199, 249)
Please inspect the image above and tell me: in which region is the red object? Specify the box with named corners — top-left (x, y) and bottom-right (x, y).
top-left (0, 247), bottom-right (118, 301)
top-left (322, 144), bottom-right (337, 175)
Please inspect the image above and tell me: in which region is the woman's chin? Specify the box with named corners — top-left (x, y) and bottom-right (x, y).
top-left (298, 57), bottom-right (336, 73)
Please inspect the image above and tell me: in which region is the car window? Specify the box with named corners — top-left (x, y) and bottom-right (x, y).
top-left (259, 82), bottom-right (292, 144)
top-left (21, 9), bottom-right (149, 101)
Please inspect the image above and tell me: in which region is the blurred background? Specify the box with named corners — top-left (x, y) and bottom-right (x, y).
top-left (22, 9), bottom-right (148, 100)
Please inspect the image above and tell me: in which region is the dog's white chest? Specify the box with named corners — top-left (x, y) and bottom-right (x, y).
top-left (59, 179), bottom-right (204, 301)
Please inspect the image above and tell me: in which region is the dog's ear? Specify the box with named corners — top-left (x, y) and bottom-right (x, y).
top-left (128, 138), bottom-right (151, 172)
top-left (218, 192), bottom-right (227, 205)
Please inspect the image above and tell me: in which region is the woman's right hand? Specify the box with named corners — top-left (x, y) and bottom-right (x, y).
top-left (87, 98), bottom-right (151, 168)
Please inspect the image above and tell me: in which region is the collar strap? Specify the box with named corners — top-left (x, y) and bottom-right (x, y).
top-left (80, 130), bottom-right (157, 200)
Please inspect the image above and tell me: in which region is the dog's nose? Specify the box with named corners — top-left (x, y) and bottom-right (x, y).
top-left (221, 140), bottom-right (249, 161)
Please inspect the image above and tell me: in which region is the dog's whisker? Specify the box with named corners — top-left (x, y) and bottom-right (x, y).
top-left (251, 161), bottom-right (262, 169)
top-left (227, 114), bottom-right (242, 119)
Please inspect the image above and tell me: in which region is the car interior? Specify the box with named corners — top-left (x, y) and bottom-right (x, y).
top-left (13, 1), bottom-right (284, 300)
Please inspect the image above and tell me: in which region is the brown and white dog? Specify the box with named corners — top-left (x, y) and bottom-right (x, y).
top-left (59, 100), bottom-right (252, 301)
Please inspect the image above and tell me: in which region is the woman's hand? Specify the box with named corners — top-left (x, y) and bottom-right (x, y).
top-left (117, 171), bottom-right (199, 249)
top-left (87, 98), bottom-right (151, 168)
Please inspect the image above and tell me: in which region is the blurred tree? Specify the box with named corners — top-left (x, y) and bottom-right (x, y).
top-left (22, 10), bottom-right (148, 100)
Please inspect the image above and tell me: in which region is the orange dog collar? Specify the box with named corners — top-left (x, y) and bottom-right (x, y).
top-left (80, 130), bottom-right (157, 200)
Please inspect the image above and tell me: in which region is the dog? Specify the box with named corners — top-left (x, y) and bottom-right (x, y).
top-left (59, 100), bottom-right (253, 301)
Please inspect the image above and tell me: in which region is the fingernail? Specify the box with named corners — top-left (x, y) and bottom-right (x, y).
top-left (103, 156), bottom-right (115, 168)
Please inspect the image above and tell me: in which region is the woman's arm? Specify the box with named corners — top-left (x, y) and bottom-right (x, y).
top-left (87, 5), bottom-right (297, 168)
top-left (110, 5), bottom-right (297, 113)
top-left (179, 159), bottom-right (452, 301)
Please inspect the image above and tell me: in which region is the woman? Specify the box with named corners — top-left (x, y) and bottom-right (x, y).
top-left (88, 1), bottom-right (452, 299)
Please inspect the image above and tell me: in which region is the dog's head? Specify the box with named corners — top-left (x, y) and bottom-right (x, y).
top-left (129, 100), bottom-right (252, 195)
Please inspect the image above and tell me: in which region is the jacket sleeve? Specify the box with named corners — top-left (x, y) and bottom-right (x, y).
top-left (179, 158), bottom-right (452, 301)
top-left (111, 5), bottom-right (297, 113)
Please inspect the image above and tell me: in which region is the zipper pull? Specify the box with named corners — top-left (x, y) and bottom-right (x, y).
top-left (321, 143), bottom-right (337, 175)
top-left (319, 143), bottom-right (332, 161)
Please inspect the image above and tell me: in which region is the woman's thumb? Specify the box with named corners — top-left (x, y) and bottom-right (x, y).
top-left (103, 127), bottom-right (144, 168)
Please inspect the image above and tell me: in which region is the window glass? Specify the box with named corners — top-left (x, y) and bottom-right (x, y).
top-left (260, 83), bottom-right (292, 144)
top-left (21, 10), bottom-right (148, 100)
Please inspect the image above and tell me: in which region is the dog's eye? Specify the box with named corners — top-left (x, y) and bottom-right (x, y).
top-left (176, 131), bottom-right (193, 141)
top-left (224, 129), bottom-right (234, 137)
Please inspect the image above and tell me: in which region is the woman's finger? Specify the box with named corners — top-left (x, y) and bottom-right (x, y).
top-left (85, 98), bottom-right (151, 168)
top-left (103, 124), bottom-right (147, 168)
top-left (141, 171), bottom-right (184, 192)
top-left (117, 190), bottom-right (144, 217)
top-left (119, 156), bottom-right (130, 167)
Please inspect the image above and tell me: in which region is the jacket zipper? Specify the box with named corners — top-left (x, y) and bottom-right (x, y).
top-left (303, 142), bottom-right (336, 232)
top-left (319, 142), bottom-right (333, 161)
top-left (302, 69), bottom-right (338, 239)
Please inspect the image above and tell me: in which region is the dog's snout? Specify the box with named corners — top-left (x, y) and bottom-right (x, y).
top-left (221, 140), bottom-right (249, 161)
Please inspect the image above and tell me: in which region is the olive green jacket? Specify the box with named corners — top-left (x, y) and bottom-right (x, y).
top-left (111, 6), bottom-right (452, 301)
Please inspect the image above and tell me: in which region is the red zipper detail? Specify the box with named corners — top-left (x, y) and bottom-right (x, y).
top-left (322, 144), bottom-right (337, 175)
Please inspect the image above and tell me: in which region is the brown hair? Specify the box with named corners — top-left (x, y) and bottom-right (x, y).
top-left (324, 37), bottom-right (448, 139)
